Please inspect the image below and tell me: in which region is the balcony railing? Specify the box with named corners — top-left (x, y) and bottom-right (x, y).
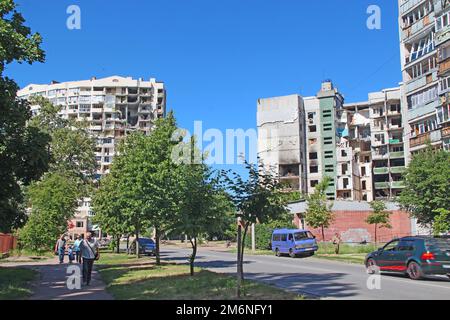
top-left (374, 182), bottom-right (390, 189)
top-left (390, 166), bottom-right (406, 174)
top-left (390, 151), bottom-right (405, 159)
top-left (442, 125), bottom-right (450, 138)
top-left (374, 167), bottom-right (389, 175)
top-left (439, 58), bottom-right (450, 76)
top-left (391, 181), bottom-right (406, 189)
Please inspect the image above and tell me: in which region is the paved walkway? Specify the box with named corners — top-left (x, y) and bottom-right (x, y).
top-left (2, 257), bottom-right (113, 300)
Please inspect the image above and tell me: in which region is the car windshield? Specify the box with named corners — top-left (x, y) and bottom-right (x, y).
top-left (294, 231), bottom-right (314, 241)
top-left (139, 238), bottom-right (154, 244)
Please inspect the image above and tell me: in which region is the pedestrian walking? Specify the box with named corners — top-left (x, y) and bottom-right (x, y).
top-left (73, 235), bottom-right (82, 264)
top-left (332, 232), bottom-right (342, 255)
top-left (79, 232), bottom-right (100, 286)
top-left (54, 235), bottom-right (66, 264)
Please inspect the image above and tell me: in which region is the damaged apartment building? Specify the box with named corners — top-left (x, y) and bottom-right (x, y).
top-left (257, 80), bottom-right (406, 202)
top-left (17, 75), bottom-right (166, 238)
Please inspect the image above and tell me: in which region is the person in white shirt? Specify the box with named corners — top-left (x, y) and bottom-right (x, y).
top-left (79, 232), bottom-right (100, 286)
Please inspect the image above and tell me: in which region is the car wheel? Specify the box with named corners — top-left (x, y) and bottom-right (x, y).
top-left (366, 258), bottom-right (377, 274)
top-left (289, 249), bottom-right (296, 258)
top-left (275, 248), bottom-right (281, 257)
top-left (446, 273), bottom-right (450, 280)
top-left (407, 261), bottom-right (424, 280)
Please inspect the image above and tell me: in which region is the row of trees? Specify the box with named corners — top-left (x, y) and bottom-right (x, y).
top-left (0, 0), bottom-right (96, 252)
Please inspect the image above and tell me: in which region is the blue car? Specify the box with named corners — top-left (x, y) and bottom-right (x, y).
top-left (129, 237), bottom-right (156, 255)
top-left (271, 229), bottom-right (318, 258)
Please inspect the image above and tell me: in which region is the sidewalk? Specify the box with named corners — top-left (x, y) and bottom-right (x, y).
top-left (2, 257), bottom-right (113, 300)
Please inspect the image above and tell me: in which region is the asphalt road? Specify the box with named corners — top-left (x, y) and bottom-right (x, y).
top-left (161, 246), bottom-right (450, 300)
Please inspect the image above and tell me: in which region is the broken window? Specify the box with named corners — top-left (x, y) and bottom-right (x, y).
top-left (309, 166), bottom-right (318, 173)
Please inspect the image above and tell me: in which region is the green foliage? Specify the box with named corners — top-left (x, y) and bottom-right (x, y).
top-left (0, 0), bottom-right (45, 75)
top-left (398, 148), bottom-right (450, 226)
top-left (245, 215), bottom-right (294, 250)
top-left (366, 201), bottom-right (391, 228)
top-left (433, 208), bottom-right (450, 236)
top-left (0, 1), bottom-right (46, 232)
top-left (19, 172), bottom-right (79, 251)
top-left (305, 176), bottom-right (334, 240)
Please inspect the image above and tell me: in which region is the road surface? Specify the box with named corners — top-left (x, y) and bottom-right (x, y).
top-left (161, 246), bottom-right (450, 300)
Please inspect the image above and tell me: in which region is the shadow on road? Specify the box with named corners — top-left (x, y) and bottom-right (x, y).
top-left (243, 272), bottom-right (358, 298)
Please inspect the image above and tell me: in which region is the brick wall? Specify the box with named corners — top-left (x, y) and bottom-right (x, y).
top-left (293, 210), bottom-right (412, 243)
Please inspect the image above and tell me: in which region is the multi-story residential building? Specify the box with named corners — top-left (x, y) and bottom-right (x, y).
top-left (367, 88), bottom-right (406, 199)
top-left (257, 81), bottom-right (345, 200)
top-left (398, 0), bottom-right (448, 157)
top-left (17, 75), bottom-right (166, 238)
top-left (257, 94), bottom-right (307, 194)
top-left (257, 83), bottom-right (406, 202)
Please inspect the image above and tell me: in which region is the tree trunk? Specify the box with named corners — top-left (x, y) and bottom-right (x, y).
top-left (189, 236), bottom-right (197, 276)
top-left (236, 223), bottom-right (242, 298)
top-left (321, 225), bottom-right (325, 242)
top-left (116, 235), bottom-right (120, 254)
top-left (374, 223), bottom-right (378, 245)
top-left (135, 226), bottom-right (140, 258)
top-left (240, 222), bottom-right (250, 281)
top-left (126, 235), bottom-right (130, 254)
top-left (155, 226), bottom-right (161, 265)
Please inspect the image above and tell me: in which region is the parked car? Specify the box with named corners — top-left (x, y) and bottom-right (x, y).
top-left (271, 228), bottom-right (318, 258)
top-left (128, 237), bottom-right (156, 255)
top-left (365, 236), bottom-right (450, 280)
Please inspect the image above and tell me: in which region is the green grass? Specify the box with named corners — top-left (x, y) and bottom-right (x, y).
top-left (97, 253), bottom-right (303, 300)
top-left (314, 253), bottom-right (367, 264)
top-left (316, 243), bottom-right (378, 255)
top-left (0, 267), bottom-right (37, 300)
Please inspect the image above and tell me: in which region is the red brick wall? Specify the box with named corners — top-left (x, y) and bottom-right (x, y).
top-left (293, 210), bottom-right (412, 243)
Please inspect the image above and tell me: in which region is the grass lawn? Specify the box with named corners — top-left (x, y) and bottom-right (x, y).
top-left (97, 253), bottom-right (303, 300)
top-left (0, 267), bottom-right (37, 300)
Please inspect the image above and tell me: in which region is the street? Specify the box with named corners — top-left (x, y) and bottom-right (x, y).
top-left (162, 246), bottom-right (450, 300)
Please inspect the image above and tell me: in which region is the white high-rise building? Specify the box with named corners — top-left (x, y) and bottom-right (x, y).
top-left (17, 75), bottom-right (166, 238)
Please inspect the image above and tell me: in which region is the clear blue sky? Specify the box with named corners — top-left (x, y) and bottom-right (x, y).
top-left (8, 0), bottom-right (402, 172)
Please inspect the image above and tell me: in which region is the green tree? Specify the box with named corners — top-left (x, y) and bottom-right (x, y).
top-left (91, 174), bottom-right (132, 253)
top-left (366, 200), bottom-right (391, 244)
top-left (433, 208), bottom-right (450, 236)
top-left (19, 172), bottom-right (79, 251)
top-left (170, 138), bottom-right (232, 275)
top-left (305, 176), bottom-right (334, 241)
top-left (224, 159), bottom-right (288, 297)
top-left (0, 1), bottom-right (46, 232)
top-left (398, 147), bottom-right (450, 227)
top-left (245, 214), bottom-right (294, 250)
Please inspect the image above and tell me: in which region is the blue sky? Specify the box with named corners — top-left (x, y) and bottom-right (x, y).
top-left (8, 0), bottom-right (402, 172)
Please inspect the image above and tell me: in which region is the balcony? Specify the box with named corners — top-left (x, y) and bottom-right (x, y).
top-left (410, 129), bottom-right (442, 148)
top-left (390, 166), bottom-right (406, 174)
top-left (402, 12), bottom-right (434, 42)
top-left (390, 151), bottom-right (405, 159)
top-left (373, 167), bottom-right (389, 175)
top-left (374, 182), bottom-right (390, 189)
top-left (389, 138), bottom-right (402, 144)
top-left (400, 0), bottom-right (428, 15)
top-left (435, 24), bottom-right (450, 46)
top-left (442, 125), bottom-right (450, 138)
top-left (391, 181), bottom-right (406, 189)
top-left (438, 58), bottom-right (450, 76)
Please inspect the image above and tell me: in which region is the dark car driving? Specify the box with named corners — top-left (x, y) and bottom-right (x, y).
top-left (365, 236), bottom-right (450, 280)
top-left (128, 237), bottom-right (156, 255)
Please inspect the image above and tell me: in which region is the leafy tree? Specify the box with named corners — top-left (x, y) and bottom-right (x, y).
top-left (398, 148), bottom-right (450, 227)
top-left (305, 176), bottom-right (334, 241)
top-left (19, 172), bottom-right (79, 251)
top-left (223, 159), bottom-right (288, 297)
top-left (366, 200), bottom-right (391, 244)
top-left (433, 208), bottom-right (450, 236)
top-left (28, 96), bottom-right (97, 187)
top-left (0, 1), bottom-right (46, 232)
top-left (91, 174), bottom-right (132, 253)
top-left (170, 138), bottom-right (232, 275)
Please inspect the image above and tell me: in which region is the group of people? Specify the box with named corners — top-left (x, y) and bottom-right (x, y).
top-left (54, 232), bottom-right (100, 286)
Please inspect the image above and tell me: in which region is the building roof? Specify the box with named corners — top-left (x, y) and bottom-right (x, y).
top-left (287, 200), bottom-right (401, 214)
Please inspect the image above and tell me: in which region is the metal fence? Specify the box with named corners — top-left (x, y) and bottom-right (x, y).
top-left (0, 233), bottom-right (17, 255)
